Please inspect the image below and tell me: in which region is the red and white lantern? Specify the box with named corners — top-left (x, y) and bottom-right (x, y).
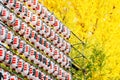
top-left (62, 26), bottom-right (68, 37)
top-left (25, 10), bottom-right (32, 24)
top-left (0, 48), bottom-right (6, 61)
top-left (20, 6), bottom-right (28, 19)
top-left (40, 23), bottom-right (46, 35)
top-left (35, 19), bottom-right (42, 32)
top-left (19, 22), bottom-right (26, 35)
top-left (12, 36), bottom-right (20, 50)
top-left (49, 30), bottom-right (55, 41)
top-left (13, 19), bottom-right (21, 32)
top-left (35, 35), bottom-right (40, 48)
top-left (53, 64), bottom-right (59, 76)
top-left (64, 43), bottom-right (71, 54)
top-left (36, 4), bottom-right (42, 16)
top-left (28, 48), bottom-right (36, 61)
top-left (53, 20), bottom-right (60, 31)
top-left (3, 72), bottom-right (11, 80)
top-left (34, 52), bottom-right (39, 65)
top-left (57, 68), bottom-right (63, 79)
top-left (32, 0), bottom-right (38, 10)
top-left (44, 10), bottom-right (51, 23)
top-left (53, 49), bottom-right (59, 60)
top-left (31, 14), bottom-right (37, 26)
top-left (16, 59), bottom-right (24, 73)
top-left (18, 40), bottom-right (25, 54)
top-left (56, 37), bottom-right (63, 48)
top-left (43, 58), bottom-right (49, 70)
top-left (23, 44), bottom-right (31, 58)
top-left (35, 69), bottom-right (39, 80)
top-left (21, 62), bottom-right (30, 77)
top-left (38, 53), bottom-right (43, 68)
top-left (4, 51), bottom-right (12, 66)
top-left (7, 13), bottom-right (16, 26)
top-left (44, 26), bottom-right (50, 38)
top-left (42, 56), bottom-right (47, 68)
top-left (8, 0), bottom-right (16, 10)
top-left (57, 52), bottom-right (63, 63)
top-left (53, 34), bottom-right (59, 45)
top-left (61, 55), bottom-right (67, 66)
top-left (10, 55), bottom-right (19, 70)
top-left (1, 7), bottom-right (9, 22)
top-left (44, 42), bottom-right (50, 55)
top-left (40, 7), bottom-right (47, 19)
top-left (48, 61), bottom-right (54, 74)
top-left (48, 14), bottom-right (56, 26)
top-left (14, 1), bottom-right (22, 15)
top-left (28, 66), bottom-right (36, 80)
top-left (39, 38), bottom-right (46, 51)
top-left (0, 26), bottom-right (7, 42)
top-left (48, 45), bottom-right (54, 57)
top-left (29, 30), bottom-right (37, 44)
top-left (60, 40), bottom-right (66, 51)
top-left (24, 27), bottom-right (32, 40)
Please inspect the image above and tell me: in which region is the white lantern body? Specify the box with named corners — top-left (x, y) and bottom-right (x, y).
top-left (19, 22), bottom-right (26, 35)
top-left (12, 36), bottom-right (20, 49)
top-left (13, 19), bottom-right (21, 32)
top-left (16, 59), bottom-right (24, 73)
top-left (0, 26), bottom-right (7, 41)
top-left (21, 62), bottom-right (30, 76)
top-left (0, 48), bottom-right (6, 61)
top-left (10, 55), bottom-right (19, 69)
top-left (7, 13), bottom-right (16, 26)
top-left (23, 44), bottom-right (30, 57)
top-left (18, 40), bottom-right (25, 54)
top-left (6, 31), bottom-right (14, 45)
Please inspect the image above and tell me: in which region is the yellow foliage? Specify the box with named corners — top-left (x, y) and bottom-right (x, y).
top-left (39, 0), bottom-right (120, 79)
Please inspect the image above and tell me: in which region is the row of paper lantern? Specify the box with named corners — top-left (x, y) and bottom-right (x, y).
top-left (0, 2), bottom-right (71, 55)
top-left (0, 16), bottom-right (71, 69)
top-left (0, 23), bottom-right (71, 70)
top-left (0, 68), bottom-right (22, 80)
top-left (0, 4), bottom-right (71, 67)
top-left (18, 0), bottom-right (71, 39)
top-left (0, 46), bottom-right (71, 80)
top-left (0, 0), bottom-right (72, 79)
top-left (1, 0), bottom-right (71, 44)
top-left (0, 47), bottom-right (54, 80)
top-left (0, 23), bottom-right (71, 80)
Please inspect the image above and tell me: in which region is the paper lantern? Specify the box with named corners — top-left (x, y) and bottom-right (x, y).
top-left (0, 48), bottom-right (6, 61)
top-left (11, 36), bottom-right (20, 50)
top-left (21, 62), bottom-right (30, 77)
top-left (7, 13), bottom-right (16, 26)
top-left (23, 44), bottom-right (31, 58)
top-left (13, 19), bottom-right (21, 32)
top-left (4, 51), bottom-right (12, 66)
top-left (0, 26), bottom-right (7, 42)
top-left (6, 31), bottom-right (14, 46)
top-left (16, 59), bottom-right (24, 73)
top-left (3, 72), bottom-right (11, 80)
top-left (18, 40), bottom-right (25, 54)
top-left (19, 22), bottom-right (26, 36)
top-left (10, 55), bottom-right (19, 70)
top-left (14, 1), bottom-right (22, 15)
